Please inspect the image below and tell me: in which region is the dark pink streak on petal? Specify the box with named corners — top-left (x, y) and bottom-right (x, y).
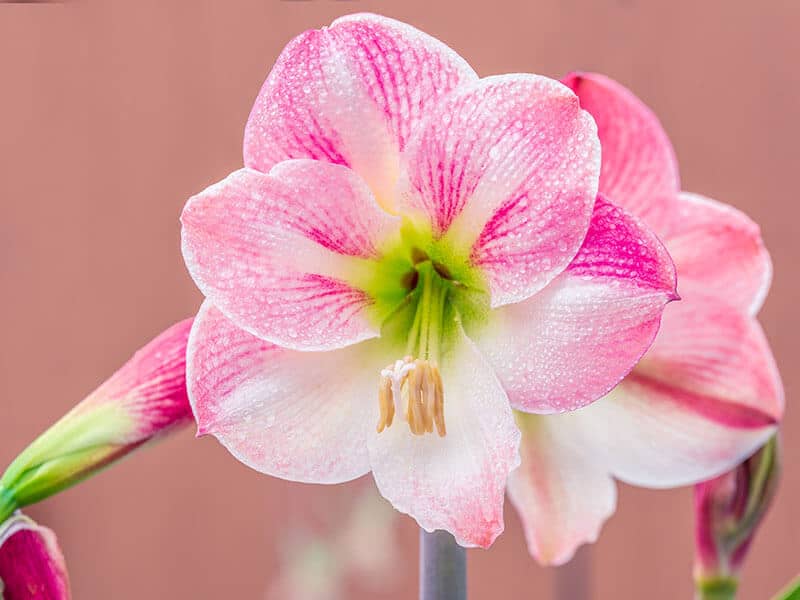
top-left (243, 14), bottom-right (477, 205)
top-left (246, 31), bottom-right (351, 171)
top-left (625, 372), bottom-right (776, 430)
top-left (329, 15), bottom-right (477, 152)
top-left (181, 165), bottom-right (394, 351)
top-left (639, 299), bottom-right (784, 423)
top-left (566, 195), bottom-right (677, 294)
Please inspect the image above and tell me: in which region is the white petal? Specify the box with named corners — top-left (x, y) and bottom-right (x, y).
top-left (507, 413), bottom-right (617, 566)
top-left (188, 301), bottom-right (391, 484)
top-left (367, 328), bottom-right (520, 548)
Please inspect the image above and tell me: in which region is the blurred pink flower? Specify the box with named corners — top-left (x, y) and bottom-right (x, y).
top-left (0, 513), bottom-right (70, 600)
top-left (694, 437), bottom-right (779, 592)
top-left (507, 73), bottom-right (784, 565)
top-left (181, 14), bottom-right (677, 548)
top-left (266, 484), bottom-right (400, 600)
top-left (0, 318), bottom-right (193, 522)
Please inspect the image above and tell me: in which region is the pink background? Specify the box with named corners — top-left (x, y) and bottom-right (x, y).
top-left (1, 1), bottom-right (798, 598)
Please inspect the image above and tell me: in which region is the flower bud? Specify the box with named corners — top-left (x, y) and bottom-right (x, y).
top-left (694, 436), bottom-right (780, 597)
top-left (0, 318), bottom-right (193, 523)
top-left (0, 512), bottom-right (70, 599)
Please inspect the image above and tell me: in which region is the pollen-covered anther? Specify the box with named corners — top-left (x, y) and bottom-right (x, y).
top-left (376, 357), bottom-right (445, 437)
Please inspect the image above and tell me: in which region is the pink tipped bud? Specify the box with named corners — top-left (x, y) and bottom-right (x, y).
top-left (0, 318), bottom-right (194, 522)
top-left (0, 513), bottom-right (71, 599)
top-left (79, 317), bottom-right (194, 441)
top-left (694, 436), bottom-right (780, 597)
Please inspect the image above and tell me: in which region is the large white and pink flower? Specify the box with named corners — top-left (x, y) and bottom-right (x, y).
top-left (506, 73), bottom-right (784, 565)
top-left (181, 14), bottom-right (677, 547)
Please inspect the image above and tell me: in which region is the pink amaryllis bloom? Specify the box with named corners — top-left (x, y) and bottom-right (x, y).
top-left (181, 14), bottom-right (677, 547)
top-left (0, 513), bottom-right (70, 599)
top-left (0, 318), bottom-right (193, 523)
top-left (506, 73), bottom-right (784, 565)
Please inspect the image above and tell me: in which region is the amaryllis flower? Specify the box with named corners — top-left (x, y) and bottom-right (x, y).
top-left (0, 513), bottom-right (70, 600)
top-left (0, 318), bottom-right (193, 523)
top-left (182, 14), bottom-right (677, 547)
top-left (506, 73), bottom-right (784, 564)
top-left (694, 437), bottom-right (779, 597)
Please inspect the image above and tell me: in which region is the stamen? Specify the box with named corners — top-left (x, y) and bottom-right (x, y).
top-left (376, 357), bottom-right (445, 437)
top-left (377, 376), bottom-right (394, 433)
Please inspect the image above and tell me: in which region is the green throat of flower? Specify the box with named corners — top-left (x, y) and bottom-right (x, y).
top-left (362, 220), bottom-right (490, 438)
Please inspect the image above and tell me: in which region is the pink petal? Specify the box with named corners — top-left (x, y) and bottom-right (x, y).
top-left (662, 192), bottom-right (772, 315)
top-left (244, 13), bottom-right (477, 207)
top-left (0, 514), bottom-right (70, 600)
top-left (562, 72), bottom-right (680, 230)
top-left (181, 162), bottom-right (398, 351)
top-left (398, 74), bottom-right (601, 306)
top-left (565, 299), bottom-right (782, 487)
top-left (507, 414), bottom-right (616, 566)
top-left (187, 301), bottom-right (387, 484)
top-left (474, 196), bottom-right (677, 413)
top-left (367, 328), bottom-right (521, 548)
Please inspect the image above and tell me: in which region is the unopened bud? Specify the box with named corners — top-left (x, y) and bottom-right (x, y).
top-left (0, 512), bottom-right (70, 599)
top-left (694, 436), bottom-right (780, 598)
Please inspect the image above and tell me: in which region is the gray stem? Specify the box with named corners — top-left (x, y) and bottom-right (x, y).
top-left (554, 546), bottom-right (592, 600)
top-left (419, 529), bottom-right (467, 600)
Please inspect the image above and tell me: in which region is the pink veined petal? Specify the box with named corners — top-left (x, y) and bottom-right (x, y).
top-left (181, 161), bottom-right (399, 351)
top-left (398, 74), bottom-right (601, 307)
top-left (506, 414), bottom-right (617, 566)
top-left (474, 196), bottom-right (677, 413)
top-left (662, 192), bottom-right (773, 316)
top-left (564, 298), bottom-right (783, 488)
top-left (367, 327), bottom-right (521, 548)
top-left (244, 13), bottom-right (477, 208)
top-left (562, 72), bottom-right (680, 232)
top-left (0, 514), bottom-right (71, 600)
top-left (187, 301), bottom-right (389, 484)
top-left (81, 317), bottom-right (193, 441)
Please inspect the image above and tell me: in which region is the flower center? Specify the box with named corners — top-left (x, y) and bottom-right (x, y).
top-left (376, 258), bottom-right (449, 437)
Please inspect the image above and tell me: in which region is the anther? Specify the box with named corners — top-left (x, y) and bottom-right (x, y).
top-left (376, 357), bottom-right (446, 437)
top-left (377, 376), bottom-right (394, 433)
top-left (432, 261), bottom-right (453, 280)
top-left (410, 247), bottom-right (430, 265)
top-left (401, 270), bottom-right (420, 291)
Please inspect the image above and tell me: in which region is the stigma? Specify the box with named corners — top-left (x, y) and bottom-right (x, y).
top-left (377, 356), bottom-right (445, 437)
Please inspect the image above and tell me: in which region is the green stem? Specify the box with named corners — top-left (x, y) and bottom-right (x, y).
top-left (0, 485), bottom-right (16, 524)
top-left (696, 576), bottom-right (738, 600)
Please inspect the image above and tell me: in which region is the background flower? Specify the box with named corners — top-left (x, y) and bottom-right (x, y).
top-left (506, 72), bottom-right (784, 566)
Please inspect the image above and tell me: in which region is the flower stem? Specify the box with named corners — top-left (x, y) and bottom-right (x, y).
top-left (555, 546), bottom-right (591, 600)
top-left (696, 576), bottom-right (738, 600)
top-left (419, 529), bottom-right (466, 600)
top-left (0, 485), bottom-right (15, 524)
